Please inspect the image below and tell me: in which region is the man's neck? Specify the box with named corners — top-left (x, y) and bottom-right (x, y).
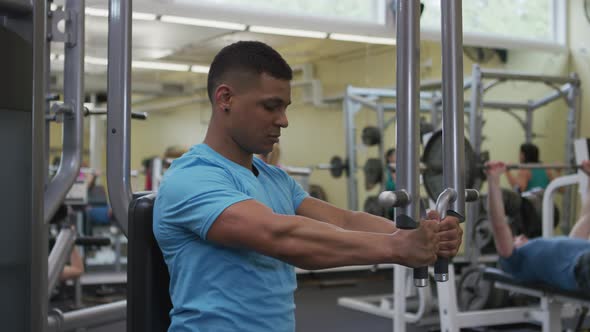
top-left (204, 130), bottom-right (253, 170)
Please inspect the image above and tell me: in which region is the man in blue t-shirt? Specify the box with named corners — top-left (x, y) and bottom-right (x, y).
top-left (486, 160), bottom-right (590, 292)
top-left (153, 41), bottom-right (464, 332)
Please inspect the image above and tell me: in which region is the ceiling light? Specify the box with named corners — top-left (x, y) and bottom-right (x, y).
top-left (52, 54), bottom-right (206, 73)
top-left (85, 7), bottom-right (108, 17)
top-left (132, 12), bottom-right (157, 21)
top-left (132, 60), bottom-right (190, 72)
top-left (190, 65), bottom-right (210, 74)
top-left (329, 33), bottom-right (396, 45)
top-left (160, 15), bottom-right (246, 30)
top-left (249, 26), bottom-right (327, 39)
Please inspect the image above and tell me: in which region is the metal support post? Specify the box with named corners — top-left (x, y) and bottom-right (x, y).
top-left (561, 79), bottom-right (581, 233)
top-left (44, 0), bottom-right (85, 224)
top-left (107, 0), bottom-right (133, 235)
top-left (393, 1), bottom-right (423, 331)
top-left (344, 87), bottom-right (360, 211)
top-left (524, 105), bottom-right (533, 143)
top-left (376, 104), bottom-right (386, 192)
top-left (436, 0), bottom-right (466, 282)
top-left (48, 226), bottom-right (77, 297)
top-left (466, 64), bottom-right (483, 264)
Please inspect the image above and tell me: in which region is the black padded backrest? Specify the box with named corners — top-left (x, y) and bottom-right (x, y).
top-left (127, 193), bottom-right (172, 332)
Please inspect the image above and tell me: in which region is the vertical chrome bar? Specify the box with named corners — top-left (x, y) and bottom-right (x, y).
top-left (441, 0), bottom-right (466, 214)
top-left (376, 104), bottom-right (386, 192)
top-left (47, 227), bottom-right (77, 297)
top-left (430, 92), bottom-right (441, 129)
top-left (344, 87), bottom-right (359, 211)
top-left (43, 0), bottom-right (85, 224)
top-left (395, 0), bottom-right (425, 288)
top-left (436, 0), bottom-right (465, 282)
top-left (524, 106), bottom-right (533, 143)
top-left (107, 0), bottom-right (133, 236)
top-left (561, 79), bottom-right (581, 234)
top-left (465, 64), bottom-right (483, 264)
top-left (468, 65), bottom-right (482, 157)
top-left (33, 2), bottom-right (49, 330)
top-left (89, 93), bottom-right (104, 181)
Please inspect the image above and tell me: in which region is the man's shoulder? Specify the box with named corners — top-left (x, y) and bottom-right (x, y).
top-left (169, 146), bottom-right (229, 175)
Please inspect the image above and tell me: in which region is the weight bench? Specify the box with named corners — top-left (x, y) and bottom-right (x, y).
top-left (482, 267), bottom-right (590, 331)
top-left (127, 193), bottom-right (172, 332)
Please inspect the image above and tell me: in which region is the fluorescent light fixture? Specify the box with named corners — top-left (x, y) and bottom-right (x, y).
top-left (85, 7), bottom-right (109, 17)
top-left (160, 15), bottom-right (246, 30)
top-left (329, 33), bottom-right (396, 45)
top-left (132, 12), bottom-right (158, 21)
top-left (132, 60), bottom-right (190, 72)
top-left (190, 65), bottom-right (210, 74)
top-left (85, 56), bottom-right (109, 66)
top-left (249, 26), bottom-right (327, 39)
top-left (143, 49), bottom-right (175, 59)
top-left (52, 53), bottom-right (206, 73)
top-left (86, 7), bottom-right (156, 20)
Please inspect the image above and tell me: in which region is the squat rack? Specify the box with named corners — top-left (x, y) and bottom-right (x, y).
top-left (465, 64), bottom-right (581, 265)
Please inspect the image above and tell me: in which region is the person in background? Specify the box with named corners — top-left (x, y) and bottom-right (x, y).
top-left (385, 148), bottom-right (396, 191)
top-left (163, 145), bottom-right (188, 170)
top-left (506, 143), bottom-right (556, 192)
top-left (486, 160), bottom-right (590, 291)
top-left (258, 143), bottom-right (282, 167)
top-left (60, 245), bottom-right (85, 281)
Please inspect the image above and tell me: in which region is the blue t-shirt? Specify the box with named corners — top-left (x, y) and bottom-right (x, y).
top-left (499, 236), bottom-right (590, 291)
top-left (153, 144), bottom-right (309, 332)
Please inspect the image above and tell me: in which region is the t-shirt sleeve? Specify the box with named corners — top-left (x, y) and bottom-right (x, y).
top-left (156, 164), bottom-right (251, 240)
top-left (283, 169), bottom-right (309, 211)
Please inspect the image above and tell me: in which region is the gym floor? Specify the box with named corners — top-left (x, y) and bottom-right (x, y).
top-left (80, 270), bottom-right (544, 332)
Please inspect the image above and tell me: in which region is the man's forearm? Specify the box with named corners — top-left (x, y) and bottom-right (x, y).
top-left (341, 211), bottom-right (397, 233)
top-left (487, 178), bottom-right (515, 257)
top-left (570, 177), bottom-right (590, 239)
top-left (274, 215), bottom-right (400, 270)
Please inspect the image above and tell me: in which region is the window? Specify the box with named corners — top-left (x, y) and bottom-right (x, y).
top-left (420, 0), bottom-right (558, 43)
top-left (175, 0), bottom-right (386, 24)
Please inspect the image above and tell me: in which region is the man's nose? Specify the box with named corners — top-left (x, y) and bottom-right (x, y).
top-left (275, 109), bottom-right (288, 128)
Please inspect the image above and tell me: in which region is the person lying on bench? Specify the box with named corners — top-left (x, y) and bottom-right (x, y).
top-left (486, 160), bottom-right (590, 292)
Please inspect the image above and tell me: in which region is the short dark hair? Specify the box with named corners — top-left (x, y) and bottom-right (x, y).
top-left (385, 148), bottom-right (396, 160)
top-left (520, 143), bottom-right (539, 163)
top-left (207, 41), bottom-right (293, 103)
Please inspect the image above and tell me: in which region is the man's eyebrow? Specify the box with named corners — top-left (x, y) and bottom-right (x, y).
top-left (261, 97), bottom-right (291, 106)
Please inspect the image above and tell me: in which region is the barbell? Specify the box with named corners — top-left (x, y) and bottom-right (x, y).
top-left (319, 130), bottom-right (585, 201)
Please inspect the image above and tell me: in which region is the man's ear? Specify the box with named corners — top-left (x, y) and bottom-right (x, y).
top-left (215, 84), bottom-right (233, 111)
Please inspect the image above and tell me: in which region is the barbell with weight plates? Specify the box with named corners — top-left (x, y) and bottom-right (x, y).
top-left (361, 126), bottom-right (381, 146)
top-left (315, 156), bottom-right (350, 178)
top-left (457, 266), bottom-right (507, 311)
top-left (317, 156), bottom-right (384, 190)
top-left (318, 129), bottom-right (584, 201)
top-left (401, 130), bottom-right (583, 200)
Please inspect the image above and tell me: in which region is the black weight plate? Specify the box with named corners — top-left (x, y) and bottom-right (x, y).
top-left (422, 130), bottom-right (477, 201)
top-left (363, 158), bottom-right (384, 190)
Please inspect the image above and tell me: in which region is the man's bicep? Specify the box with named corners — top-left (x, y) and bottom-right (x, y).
top-left (156, 167), bottom-right (250, 239)
top-left (207, 199), bottom-right (290, 254)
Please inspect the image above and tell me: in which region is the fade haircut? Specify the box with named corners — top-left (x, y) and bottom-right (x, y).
top-left (207, 41), bottom-right (293, 103)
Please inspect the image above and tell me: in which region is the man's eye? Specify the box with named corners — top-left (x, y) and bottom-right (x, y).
top-left (263, 104), bottom-right (278, 111)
